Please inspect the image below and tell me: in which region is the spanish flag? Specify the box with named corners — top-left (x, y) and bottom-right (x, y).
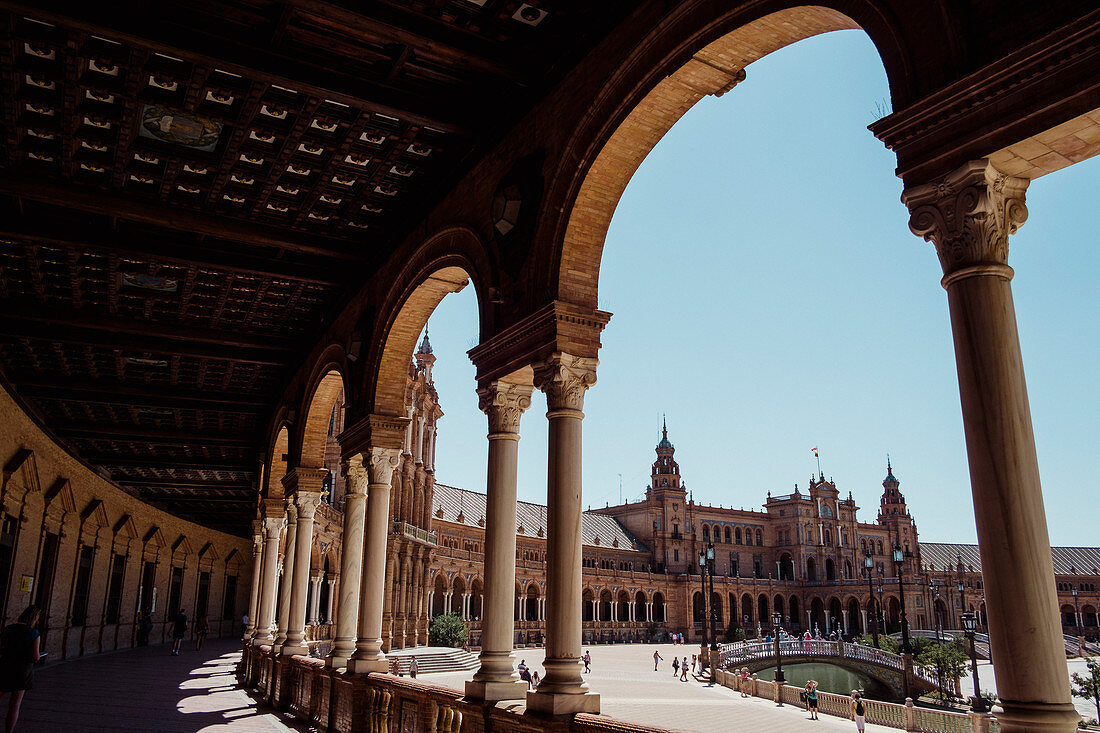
top-left (811, 447), bottom-right (819, 457)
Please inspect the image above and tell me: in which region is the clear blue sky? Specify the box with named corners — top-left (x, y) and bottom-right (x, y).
top-left (422, 30), bottom-right (1099, 547)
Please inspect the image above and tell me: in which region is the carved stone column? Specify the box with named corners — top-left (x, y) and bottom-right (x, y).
top-left (245, 521), bottom-right (264, 639)
top-left (254, 508), bottom-right (284, 643)
top-left (527, 353), bottom-right (600, 714)
top-left (283, 481), bottom-right (323, 656)
top-left (903, 159), bottom-right (1076, 733)
top-left (274, 503), bottom-right (298, 647)
top-left (308, 572), bottom-right (323, 626)
top-left (329, 457), bottom-right (368, 667)
top-left (349, 446), bottom-right (402, 673)
top-left (325, 574), bottom-right (337, 624)
top-left (466, 380), bottom-right (534, 701)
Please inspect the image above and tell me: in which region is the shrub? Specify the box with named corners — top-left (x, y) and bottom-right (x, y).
top-left (428, 613), bottom-right (469, 648)
top-left (725, 620), bottom-right (745, 642)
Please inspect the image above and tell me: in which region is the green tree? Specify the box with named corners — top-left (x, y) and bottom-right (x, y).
top-left (724, 619), bottom-right (745, 642)
top-left (857, 633), bottom-right (899, 653)
top-left (917, 639), bottom-right (968, 701)
top-left (1071, 658), bottom-right (1100, 724)
top-left (428, 612), bottom-right (469, 648)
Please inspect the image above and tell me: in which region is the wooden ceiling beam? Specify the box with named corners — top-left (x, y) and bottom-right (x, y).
top-left (3, 2), bottom-right (477, 134)
top-left (18, 380), bottom-right (271, 413)
top-left (0, 176), bottom-right (368, 261)
top-left (117, 478), bottom-right (252, 490)
top-left (0, 308), bottom-right (297, 366)
top-left (83, 453), bottom-right (253, 470)
top-left (57, 423), bottom-right (257, 447)
top-left (0, 222), bottom-right (352, 287)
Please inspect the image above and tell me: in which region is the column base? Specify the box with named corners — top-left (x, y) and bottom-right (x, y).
top-left (347, 657), bottom-right (388, 674)
top-left (525, 690), bottom-right (600, 715)
top-left (996, 700), bottom-right (1080, 733)
top-left (465, 679), bottom-right (529, 702)
top-left (281, 642), bottom-right (308, 656)
top-left (327, 654), bottom-right (350, 669)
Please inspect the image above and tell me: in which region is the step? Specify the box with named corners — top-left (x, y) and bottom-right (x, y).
top-left (384, 646), bottom-right (480, 674)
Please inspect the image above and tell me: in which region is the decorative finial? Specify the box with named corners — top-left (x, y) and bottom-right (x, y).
top-left (417, 329), bottom-right (433, 355)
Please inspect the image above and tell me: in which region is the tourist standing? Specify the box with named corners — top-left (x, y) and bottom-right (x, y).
top-left (806, 680), bottom-right (819, 719)
top-left (679, 657), bottom-right (688, 681)
top-left (170, 610), bottom-right (187, 656)
top-left (194, 616), bottom-right (209, 651)
top-left (531, 671), bottom-right (540, 689)
top-left (652, 650), bottom-right (663, 670)
top-left (0, 606), bottom-right (41, 733)
top-left (582, 650), bottom-right (591, 673)
top-left (672, 656), bottom-right (679, 677)
top-left (740, 668), bottom-right (750, 697)
top-left (690, 654), bottom-right (697, 673)
top-left (408, 656), bottom-right (418, 679)
top-left (851, 691), bottom-right (866, 732)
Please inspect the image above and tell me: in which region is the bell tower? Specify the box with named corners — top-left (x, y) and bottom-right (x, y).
top-left (647, 418), bottom-right (688, 573)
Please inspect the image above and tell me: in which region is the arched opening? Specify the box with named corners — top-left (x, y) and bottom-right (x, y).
top-left (887, 596), bottom-right (901, 630)
top-left (778, 553), bottom-right (794, 581)
top-left (617, 590), bottom-right (630, 622)
top-left (1083, 605), bottom-right (1098, 627)
top-left (810, 598), bottom-right (826, 635)
top-left (711, 592), bottom-right (723, 627)
top-left (526, 583), bottom-right (539, 621)
top-left (470, 579), bottom-right (483, 620)
top-left (789, 596), bottom-right (800, 632)
top-left (599, 589), bottom-right (613, 622)
top-left (267, 426), bottom-right (290, 498)
top-left (452, 575), bottom-right (467, 618)
top-left (741, 593), bottom-right (753, 628)
top-left (757, 595), bottom-right (769, 628)
top-left (652, 592), bottom-right (666, 623)
top-left (432, 574), bottom-right (447, 618)
top-left (692, 592), bottom-right (705, 624)
top-left (806, 557), bottom-right (818, 582)
top-left (847, 598), bottom-right (862, 634)
top-left (825, 558), bottom-right (836, 581)
top-left (724, 527), bottom-right (731, 543)
top-left (735, 527), bottom-right (742, 544)
top-left (318, 556), bottom-right (331, 623)
top-left (582, 589), bottom-right (595, 622)
top-left (1061, 604), bottom-right (1077, 627)
top-left (299, 369), bottom-right (345, 470)
top-left (635, 590), bottom-right (648, 622)
top-left (829, 597), bottom-right (843, 635)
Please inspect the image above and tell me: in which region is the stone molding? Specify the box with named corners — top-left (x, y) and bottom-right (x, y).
top-left (533, 352), bottom-right (598, 412)
top-left (261, 516), bottom-right (283, 540)
top-left (477, 381), bottom-right (534, 434)
top-left (293, 490), bottom-right (323, 520)
top-left (339, 413), bottom-right (410, 458)
top-left (366, 446), bottom-right (402, 487)
top-left (901, 160), bottom-right (1029, 279)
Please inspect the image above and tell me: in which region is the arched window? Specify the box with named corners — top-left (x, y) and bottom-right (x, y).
top-left (755, 529), bottom-right (763, 546)
top-left (714, 524), bottom-right (722, 542)
top-left (735, 528), bottom-right (742, 544)
top-left (861, 538), bottom-right (867, 553)
top-left (724, 527), bottom-right (731, 543)
top-left (702, 526), bottom-right (710, 542)
top-left (824, 529), bottom-right (832, 546)
top-left (877, 540), bottom-right (884, 555)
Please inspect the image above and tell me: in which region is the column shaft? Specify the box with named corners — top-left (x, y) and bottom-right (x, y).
top-left (246, 526), bottom-right (263, 638)
top-left (330, 460), bottom-right (367, 666)
top-left (254, 516), bottom-right (283, 642)
top-left (274, 509), bottom-right (297, 646)
top-left (283, 491), bottom-right (321, 655)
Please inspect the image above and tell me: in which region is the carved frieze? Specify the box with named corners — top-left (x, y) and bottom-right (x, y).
top-left (477, 381), bottom-right (534, 433)
top-left (533, 352), bottom-right (598, 412)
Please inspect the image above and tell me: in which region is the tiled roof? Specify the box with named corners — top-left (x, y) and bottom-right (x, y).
top-left (433, 484), bottom-right (648, 553)
top-left (922, 542), bottom-right (1100, 576)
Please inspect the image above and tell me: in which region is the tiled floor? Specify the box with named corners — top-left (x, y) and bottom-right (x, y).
top-left (16, 638), bottom-right (303, 732)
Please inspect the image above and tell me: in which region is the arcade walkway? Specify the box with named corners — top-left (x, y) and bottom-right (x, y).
top-left (19, 638), bottom-right (301, 732)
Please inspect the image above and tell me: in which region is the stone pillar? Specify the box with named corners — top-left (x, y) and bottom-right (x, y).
top-left (308, 573), bottom-right (323, 625)
top-left (861, 609), bottom-right (868, 633)
top-left (349, 446), bottom-right (402, 674)
top-left (254, 510), bottom-right (284, 642)
top-left (467, 381), bottom-right (533, 699)
top-left (528, 353), bottom-right (600, 714)
top-left (274, 504), bottom-right (298, 647)
top-left (903, 159), bottom-right (1076, 733)
top-left (326, 575), bottom-right (337, 625)
top-left (283, 482), bottom-right (323, 656)
top-left (329, 457), bottom-right (368, 667)
top-left (842, 609), bottom-right (850, 636)
top-left (246, 521), bottom-right (264, 639)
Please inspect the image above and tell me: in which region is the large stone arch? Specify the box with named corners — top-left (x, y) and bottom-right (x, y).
top-left (538, 4), bottom-right (924, 310)
top-left (293, 344), bottom-right (350, 470)
top-left (265, 424), bottom-right (290, 499)
top-left (363, 227), bottom-right (490, 419)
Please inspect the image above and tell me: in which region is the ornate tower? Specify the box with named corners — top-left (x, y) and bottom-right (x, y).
top-left (878, 459), bottom-right (919, 569)
top-left (647, 419), bottom-right (689, 574)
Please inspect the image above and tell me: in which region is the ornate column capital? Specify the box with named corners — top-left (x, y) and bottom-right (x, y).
top-left (365, 447), bottom-right (402, 487)
top-left (293, 491), bottom-right (323, 520)
top-left (901, 159), bottom-right (1029, 283)
top-left (252, 520), bottom-right (264, 547)
top-left (533, 352), bottom-right (598, 412)
top-left (342, 455), bottom-right (369, 497)
top-left (478, 381), bottom-right (535, 434)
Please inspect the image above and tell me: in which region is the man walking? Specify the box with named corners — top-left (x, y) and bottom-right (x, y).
top-left (170, 610), bottom-right (187, 656)
top-left (652, 650), bottom-right (663, 671)
top-left (408, 656), bottom-right (418, 679)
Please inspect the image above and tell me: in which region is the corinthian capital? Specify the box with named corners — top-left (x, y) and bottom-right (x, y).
top-left (533, 352), bottom-right (598, 412)
top-left (294, 490), bottom-right (323, 520)
top-left (365, 446), bottom-right (402, 487)
top-left (477, 381), bottom-right (534, 434)
top-left (902, 159), bottom-right (1029, 278)
top-left (342, 455), bottom-right (370, 497)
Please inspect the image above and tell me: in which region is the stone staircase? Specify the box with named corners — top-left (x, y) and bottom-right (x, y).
top-left (385, 646), bottom-right (480, 675)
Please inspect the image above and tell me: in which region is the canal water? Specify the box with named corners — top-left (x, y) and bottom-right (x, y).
top-left (755, 662), bottom-right (895, 702)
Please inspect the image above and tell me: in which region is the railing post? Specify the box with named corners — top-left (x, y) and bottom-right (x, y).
top-left (904, 698), bottom-right (917, 732)
top-left (969, 710), bottom-right (994, 733)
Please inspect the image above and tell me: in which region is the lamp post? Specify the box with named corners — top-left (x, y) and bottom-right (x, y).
top-left (864, 554), bottom-right (878, 648)
top-left (893, 544), bottom-right (912, 654)
top-left (707, 542), bottom-right (718, 683)
top-left (930, 582), bottom-right (943, 643)
top-left (698, 550), bottom-right (709, 653)
top-left (1072, 587), bottom-right (1081, 631)
top-left (960, 612), bottom-right (988, 712)
top-left (772, 610), bottom-right (785, 695)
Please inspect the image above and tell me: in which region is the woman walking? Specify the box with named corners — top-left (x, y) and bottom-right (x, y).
top-left (805, 680), bottom-right (819, 719)
top-left (0, 606), bottom-right (42, 733)
top-left (851, 691), bottom-right (866, 732)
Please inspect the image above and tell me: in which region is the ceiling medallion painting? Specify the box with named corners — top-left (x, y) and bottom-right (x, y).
top-left (138, 105), bottom-right (223, 151)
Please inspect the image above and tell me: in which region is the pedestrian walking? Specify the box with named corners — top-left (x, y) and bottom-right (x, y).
top-left (408, 656), bottom-right (418, 678)
top-left (806, 680), bottom-right (819, 719)
top-left (690, 654), bottom-right (697, 673)
top-left (170, 610), bottom-right (187, 656)
top-left (0, 605), bottom-right (41, 733)
top-left (851, 691), bottom-right (866, 732)
top-left (582, 650), bottom-right (591, 673)
top-left (194, 616), bottom-right (209, 651)
top-left (679, 657), bottom-right (688, 681)
top-left (739, 668), bottom-right (750, 697)
top-left (804, 630), bottom-right (812, 653)
top-left (652, 650), bottom-right (663, 671)
top-left (531, 671), bottom-right (540, 689)
top-left (672, 656), bottom-right (679, 676)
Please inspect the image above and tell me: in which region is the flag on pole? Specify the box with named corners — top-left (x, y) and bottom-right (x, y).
top-left (811, 447), bottom-right (819, 457)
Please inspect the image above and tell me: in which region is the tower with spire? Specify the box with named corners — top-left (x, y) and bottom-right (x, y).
top-left (415, 330), bottom-right (435, 382)
top-left (878, 458), bottom-right (920, 566)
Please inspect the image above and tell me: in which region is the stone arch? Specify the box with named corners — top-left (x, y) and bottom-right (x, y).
top-left (636, 590), bottom-right (648, 621)
top-left (789, 596), bottom-right (800, 630)
top-left (741, 593), bottom-right (753, 626)
top-left (543, 4), bottom-right (921, 309)
top-left (825, 558), bottom-right (837, 581)
top-left (617, 589), bottom-right (630, 621)
top-left (599, 589), bottom-right (613, 622)
top-left (847, 597), bottom-right (862, 634)
top-left (266, 425), bottom-right (290, 499)
top-left (829, 597), bottom-right (843, 633)
top-left (692, 591), bottom-right (705, 624)
top-left (296, 363), bottom-right (346, 470)
top-left (652, 591), bottom-right (666, 623)
top-left (806, 557), bottom-right (818, 582)
top-left (778, 553), bottom-right (794, 581)
top-left (757, 595), bottom-right (769, 627)
top-left (365, 228), bottom-right (490, 419)
top-left (582, 587), bottom-right (596, 622)
top-left (810, 597), bottom-right (826, 634)
top-left (432, 573), bottom-right (447, 617)
top-left (525, 582), bottom-right (540, 621)
top-left (469, 578), bottom-right (483, 620)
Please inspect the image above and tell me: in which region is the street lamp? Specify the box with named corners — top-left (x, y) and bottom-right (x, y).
top-left (698, 550), bottom-right (709, 653)
top-left (864, 554), bottom-right (878, 648)
top-left (772, 610), bottom-right (785, 693)
top-left (893, 544), bottom-right (912, 655)
top-left (1072, 587), bottom-right (1081, 631)
top-left (961, 612), bottom-right (988, 712)
top-left (930, 582), bottom-right (943, 643)
top-left (707, 543), bottom-right (718, 651)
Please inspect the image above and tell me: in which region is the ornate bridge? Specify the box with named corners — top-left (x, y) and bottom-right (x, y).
top-left (718, 640), bottom-right (949, 699)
